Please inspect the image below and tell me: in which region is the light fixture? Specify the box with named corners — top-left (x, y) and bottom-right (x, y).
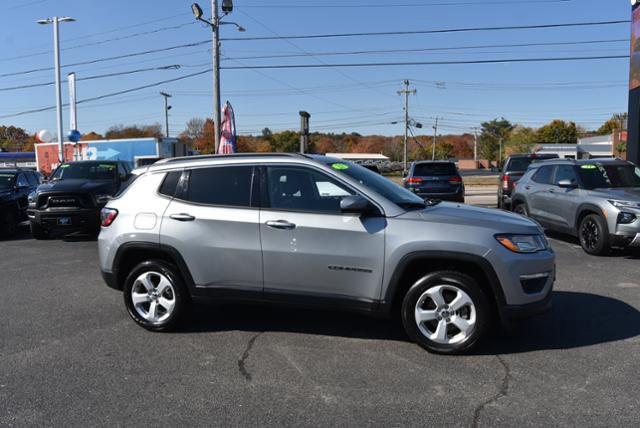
top-left (191, 3), bottom-right (204, 20)
top-left (222, 0), bottom-right (234, 13)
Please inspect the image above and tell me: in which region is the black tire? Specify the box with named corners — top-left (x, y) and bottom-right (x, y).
top-left (29, 221), bottom-right (48, 240)
top-left (513, 202), bottom-right (528, 217)
top-left (578, 214), bottom-right (610, 256)
top-left (1, 209), bottom-right (18, 237)
top-left (401, 271), bottom-right (490, 355)
top-left (123, 260), bottom-right (190, 331)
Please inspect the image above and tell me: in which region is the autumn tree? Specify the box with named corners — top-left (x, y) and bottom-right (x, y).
top-left (105, 124), bottom-right (163, 139)
top-left (506, 126), bottom-right (536, 155)
top-left (80, 131), bottom-right (104, 141)
top-left (0, 125), bottom-right (35, 151)
top-left (597, 113), bottom-right (628, 136)
top-left (534, 120), bottom-right (577, 145)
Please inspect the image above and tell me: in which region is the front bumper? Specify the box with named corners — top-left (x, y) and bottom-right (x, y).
top-left (501, 285), bottom-right (553, 321)
top-left (28, 207), bottom-right (100, 234)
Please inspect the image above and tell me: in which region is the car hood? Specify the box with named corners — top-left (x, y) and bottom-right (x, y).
top-left (410, 202), bottom-right (542, 234)
top-left (37, 179), bottom-right (117, 195)
top-left (586, 187), bottom-right (640, 202)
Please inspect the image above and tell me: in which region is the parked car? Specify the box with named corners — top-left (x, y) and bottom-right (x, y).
top-left (511, 158), bottom-right (640, 255)
top-left (404, 161), bottom-right (465, 202)
top-left (27, 160), bottom-right (133, 239)
top-left (0, 168), bottom-right (40, 236)
top-left (498, 154), bottom-right (559, 210)
top-left (98, 153), bottom-right (554, 354)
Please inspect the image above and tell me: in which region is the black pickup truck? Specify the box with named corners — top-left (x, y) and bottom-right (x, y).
top-left (28, 160), bottom-right (132, 239)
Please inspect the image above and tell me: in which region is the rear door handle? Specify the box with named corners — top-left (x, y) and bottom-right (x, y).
top-left (266, 220), bottom-right (296, 230)
top-left (548, 188), bottom-right (556, 193)
top-left (525, 186), bottom-right (531, 190)
top-left (170, 213), bottom-right (196, 222)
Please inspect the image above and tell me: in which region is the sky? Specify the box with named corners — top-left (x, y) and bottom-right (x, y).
top-left (0, 0), bottom-right (634, 139)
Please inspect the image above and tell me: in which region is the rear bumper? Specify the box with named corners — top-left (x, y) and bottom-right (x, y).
top-left (101, 268), bottom-right (122, 291)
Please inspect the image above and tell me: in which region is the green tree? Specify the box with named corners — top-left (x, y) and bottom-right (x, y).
top-left (478, 118), bottom-right (513, 162)
top-left (534, 120), bottom-right (577, 145)
top-left (434, 142), bottom-right (454, 160)
top-left (271, 130), bottom-right (299, 153)
top-left (506, 126), bottom-right (536, 154)
top-left (105, 124), bottom-right (163, 139)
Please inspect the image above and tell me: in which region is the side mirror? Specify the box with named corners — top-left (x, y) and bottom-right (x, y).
top-left (557, 179), bottom-right (577, 189)
top-left (340, 195), bottom-right (370, 214)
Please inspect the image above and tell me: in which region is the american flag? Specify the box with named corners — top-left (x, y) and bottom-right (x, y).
top-left (218, 101), bottom-right (237, 154)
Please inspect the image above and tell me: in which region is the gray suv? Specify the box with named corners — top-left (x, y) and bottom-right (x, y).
top-left (511, 158), bottom-right (640, 255)
top-left (98, 154), bottom-right (554, 354)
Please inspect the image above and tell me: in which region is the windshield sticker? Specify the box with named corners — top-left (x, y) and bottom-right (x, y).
top-left (580, 164), bottom-right (598, 170)
top-left (331, 163), bottom-right (349, 170)
top-left (0, 174), bottom-right (14, 177)
top-left (99, 164), bottom-right (116, 169)
top-left (60, 164), bottom-right (70, 168)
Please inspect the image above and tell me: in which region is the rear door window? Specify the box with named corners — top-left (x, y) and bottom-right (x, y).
top-left (413, 163), bottom-right (457, 176)
top-left (184, 166), bottom-right (254, 207)
top-left (532, 166), bottom-right (554, 185)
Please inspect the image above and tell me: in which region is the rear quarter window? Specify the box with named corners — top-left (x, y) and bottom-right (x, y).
top-left (158, 171), bottom-right (182, 197)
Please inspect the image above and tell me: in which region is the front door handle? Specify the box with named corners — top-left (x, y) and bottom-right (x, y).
top-left (525, 185), bottom-right (531, 190)
top-left (266, 220), bottom-right (296, 230)
top-left (170, 213), bottom-right (196, 222)
top-left (548, 188), bottom-right (556, 194)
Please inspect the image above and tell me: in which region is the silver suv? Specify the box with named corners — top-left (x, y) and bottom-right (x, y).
top-left (98, 154), bottom-right (555, 354)
top-left (511, 158), bottom-right (640, 256)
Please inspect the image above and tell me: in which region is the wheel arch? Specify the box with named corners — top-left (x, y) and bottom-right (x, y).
top-left (575, 203), bottom-right (607, 234)
top-left (112, 242), bottom-right (195, 292)
top-left (383, 251), bottom-right (506, 321)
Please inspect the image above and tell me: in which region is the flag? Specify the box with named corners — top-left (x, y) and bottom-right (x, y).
top-left (218, 101), bottom-right (237, 154)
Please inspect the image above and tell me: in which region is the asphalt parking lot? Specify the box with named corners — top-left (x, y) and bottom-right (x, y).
top-left (1, 226), bottom-right (639, 426)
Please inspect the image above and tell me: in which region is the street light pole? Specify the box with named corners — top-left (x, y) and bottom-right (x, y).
top-left (397, 80), bottom-right (416, 175)
top-left (211, 0), bottom-right (222, 153)
top-left (160, 92), bottom-right (172, 138)
top-left (38, 17), bottom-right (75, 163)
top-left (432, 117), bottom-right (440, 161)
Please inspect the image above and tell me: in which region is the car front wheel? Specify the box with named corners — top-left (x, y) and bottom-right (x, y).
top-left (123, 260), bottom-right (189, 331)
top-left (579, 214), bottom-right (610, 256)
top-left (513, 202), bottom-right (528, 217)
top-left (401, 271), bottom-right (489, 354)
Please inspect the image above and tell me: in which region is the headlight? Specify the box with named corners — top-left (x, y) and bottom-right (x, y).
top-left (608, 200), bottom-right (640, 209)
top-left (28, 191), bottom-right (37, 206)
top-left (95, 194), bottom-right (112, 204)
top-left (495, 234), bottom-right (548, 253)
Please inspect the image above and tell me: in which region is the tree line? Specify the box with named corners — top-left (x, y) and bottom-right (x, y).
top-left (0, 114), bottom-right (627, 162)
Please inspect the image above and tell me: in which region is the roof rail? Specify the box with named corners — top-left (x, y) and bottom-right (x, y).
top-left (155, 152), bottom-right (304, 165)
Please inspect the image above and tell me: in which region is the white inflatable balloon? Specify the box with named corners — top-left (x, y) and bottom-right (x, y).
top-left (37, 129), bottom-right (53, 143)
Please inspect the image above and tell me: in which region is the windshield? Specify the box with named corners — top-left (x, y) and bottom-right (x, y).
top-left (578, 164), bottom-right (640, 189)
top-left (51, 163), bottom-right (117, 181)
top-left (327, 161), bottom-right (426, 209)
top-left (414, 163), bottom-right (457, 176)
top-left (0, 173), bottom-right (16, 190)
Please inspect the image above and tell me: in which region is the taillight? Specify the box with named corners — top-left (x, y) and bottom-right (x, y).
top-left (449, 176), bottom-right (462, 184)
top-left (407, 177), bottom-right (423, 184)
top-left (502, 174), bottom-right (510, 190)
top-left (100, 208), bottom-right (118, 227)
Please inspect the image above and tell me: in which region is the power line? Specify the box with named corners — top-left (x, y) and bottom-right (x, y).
top-left (220, 55), bottom-right (628, 70)
top-left (224, 38), bottom-right (629, 60)
top-left (222, 20), bottom-right (630, 41)
top-left (238, 0), bottom-right (574, 8)
top-left (0, 41), bottom-right (209, 78)
top-left (0, 69), bottom-right (211, 120)
top-left (0, 65), bottom-right (181, 92)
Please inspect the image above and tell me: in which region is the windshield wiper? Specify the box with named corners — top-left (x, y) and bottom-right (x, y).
top-left (397, 201), bottom-right (428, 210)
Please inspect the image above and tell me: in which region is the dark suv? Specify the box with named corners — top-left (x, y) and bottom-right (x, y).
top-left (28, 161), bottom-right (132, 239)
top-left (499, 154), bottom-right (559, 210)
top-left (404, 161), bottom-right (464, 202)
top-left (0, 168), bottom-right (40, 236)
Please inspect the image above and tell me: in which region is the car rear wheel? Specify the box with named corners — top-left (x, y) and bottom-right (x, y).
top-left (123, 260), bottom-right (189, 331)
top-left (579, 214), bottom-right (610, 256)
top-left (401, 271), bottom-right (489, 354)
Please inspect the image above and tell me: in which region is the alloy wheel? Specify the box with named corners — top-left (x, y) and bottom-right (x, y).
top-left (581, 219), bottom-right (600, 251)
top-left (414, 285), bottom-right (476, 345)
top-left (131, 271), bottom-right (176, 323)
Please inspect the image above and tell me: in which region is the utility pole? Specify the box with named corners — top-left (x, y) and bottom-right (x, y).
top-left (211, 0), bottom-right (222, 153)
top-left (37, 16), bottom-right (76, 163)
top-left (299, 111), bottom-right (310, 153)
top-left (397, 80), bottom-right (416, 174)
top-left (472, 128), bottom-right (478, 164)
top-left (432, 117), bottom-right (440, 160)
top-left (160, 92), bottom-right (172, 137)
top-left (499, 137), bottom-right (503, 169)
